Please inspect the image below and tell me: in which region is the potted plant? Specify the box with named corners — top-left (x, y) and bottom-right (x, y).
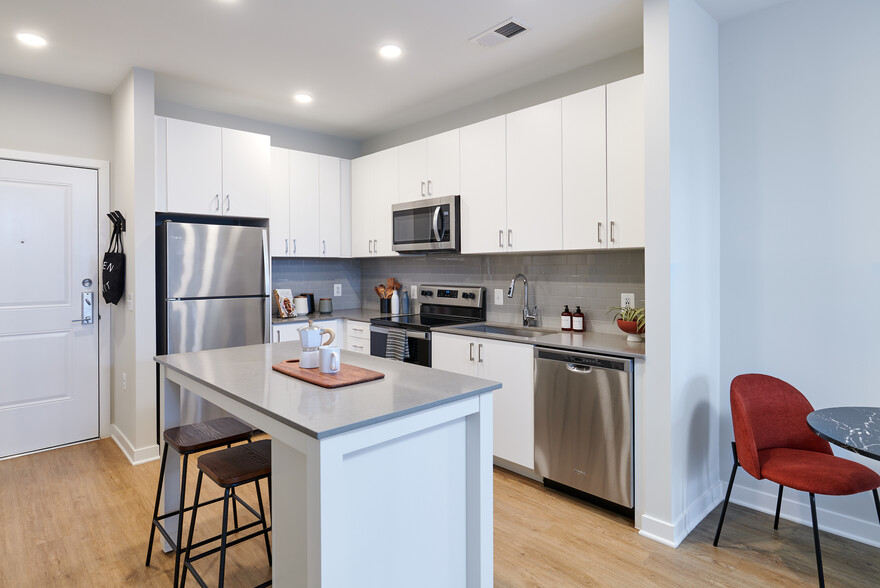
top-left (608, 305), bottom-right (645, 342)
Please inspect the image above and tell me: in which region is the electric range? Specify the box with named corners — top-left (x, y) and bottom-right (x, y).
top-left (370, 284), bottom-right (486, 367)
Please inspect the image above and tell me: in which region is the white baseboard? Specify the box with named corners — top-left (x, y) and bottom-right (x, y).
top-left (730, 483), bottom-right (880, 549)
top-left (639, 480), bottom-right (725, 548)
top-left (110, 424), bottom-right (161, 465)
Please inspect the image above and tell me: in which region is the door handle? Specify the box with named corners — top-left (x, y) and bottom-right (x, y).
top-left (566, 363), bottom-right (593, 374)
top-left (427, 179), bottom-right (432, 196)
top-left (373, 239), bottom-right (378, 253)
top-left (469, 342), bottom-right (474, 362)
top-left (285, 238), bottom-right (289, 254)
top-left (72, 292), bottom-right (94, 325)
top-left (478, 343), bottom-right (483, 363)
top-left (323, 240), bottom-right (326, 254)
top-left (225, 194), bottom-right (230, 212)
top-left (498, 230), bottom-right (503, 248)
top-left (507, 229), bottom-right (512, 248)
top-left (432, 206), bottom-right (441, 242)
top-left (610, 221), bottom-right (615, 244)
top-left (597, 221), bottom-right (602, 244)
top-left (214, 194), bottom-right (220, 211)
top-left (293, 239), bottom-right (296, 254)
top-left (369, 239), bottom-right (373, 254)
top-left (421, 181), bottom-right (426, 198)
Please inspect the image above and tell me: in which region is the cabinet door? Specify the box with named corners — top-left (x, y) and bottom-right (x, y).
top-left (506, 100), bottom-right (563, 252)
top-left (432, 333), bottom-right (477, 376)
top-left (221, 127), bottom-right (270, 218)
top-left (426, 129), bottom-right (460, 198)
top-left (562, 86), bottom-right (607, 250)
top-left (288, 150), bottom-right (320, 256)
top-left (339, 159), bottom-right (352, 258)
top-left (269, 147), bottom-right (291, 257)
top-left (371, 147), bottom-right (399, 256)
top-left (345, 320), bottom-right (371, 354)
top-left (273, 323), bottom-right (300, 343)
top-left (350, 155), bottom-right (373, 257)
top-left (478, 338), bottom-right (534, 470)
top-left (606, 74), bottom-right (644, 249)
top-left (397, 139), bottom-right (428, 201)
top-left (319, 155), bottom-right (341, 257)
top-left (460, 116), bottom-right (507, 254)
top-left (166, 118), bottom-right (223, 215)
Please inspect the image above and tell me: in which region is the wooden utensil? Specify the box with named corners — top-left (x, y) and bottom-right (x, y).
top-left (377, 284), bottom-right (386, 298)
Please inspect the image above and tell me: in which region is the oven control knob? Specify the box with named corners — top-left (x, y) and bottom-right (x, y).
top-left (421, 290), bottom-right (432, 297)
top-left (463, 292), bottom-right (474, 300)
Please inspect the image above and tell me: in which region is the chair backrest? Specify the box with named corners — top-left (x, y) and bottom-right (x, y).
top-left (730, 373), bottom-right (832, 479)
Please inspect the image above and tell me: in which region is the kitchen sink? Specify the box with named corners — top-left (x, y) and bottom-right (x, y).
top-left (452, 323), bottom-right (557, 340)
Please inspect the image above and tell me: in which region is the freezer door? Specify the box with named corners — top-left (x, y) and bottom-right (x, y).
top-left (166, 297), bottom-right (268, 354)
top-left (164, 222), bottom-right (268, 299)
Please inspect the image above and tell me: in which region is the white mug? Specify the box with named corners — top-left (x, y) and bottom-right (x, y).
top-left (319, 346), bottom-right (341, 374)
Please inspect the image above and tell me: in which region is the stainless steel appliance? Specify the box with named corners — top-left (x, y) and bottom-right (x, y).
top-left (370, 284), bottom-right (485, 366)
top-left (391, 195), bottom-right (460, 253)
top-left (157, 220), bottom-right (269, 425)
top-left (534, 347), bottom-right (634, 512)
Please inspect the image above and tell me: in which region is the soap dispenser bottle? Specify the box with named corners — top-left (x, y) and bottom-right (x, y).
top-left (572, 306), bottom-right (585, 332)
top-left (561, 305), bottom-right (572, 331)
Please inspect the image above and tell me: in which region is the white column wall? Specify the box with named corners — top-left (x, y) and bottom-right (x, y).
top-left (642, 0), bottom-right (721, 547)
top-left (719, 0), bottom-right (880, 547)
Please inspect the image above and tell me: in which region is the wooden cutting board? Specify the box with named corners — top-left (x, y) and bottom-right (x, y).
top-left (272, 359), bottom-right (385, 389)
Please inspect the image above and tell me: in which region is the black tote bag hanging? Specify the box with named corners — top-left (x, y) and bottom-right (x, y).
top-left (102, 213), bottom-right (126, 304)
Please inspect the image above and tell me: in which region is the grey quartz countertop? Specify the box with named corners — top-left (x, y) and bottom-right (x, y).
top-left (272, 308), bottom-right (388, 325)
top-left (156, 341), bottom-right (500, 440)
top-left (433, 323), bottom-right (645, 359)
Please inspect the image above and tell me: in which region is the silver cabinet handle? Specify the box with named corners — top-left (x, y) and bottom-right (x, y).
top-left (323, 240), bottom-right (326, 254)
top-left (597, 222), bottom-right (602, 244)
top-left (285, 238), bottom-right (289, 254)
top-left (507, 229), bottom-right (512, 248)
top-left (293, 238), bottom-right (297, 254)
top-left (469, 342), bottom-right (474, 362)
top-left (225, 194), bottom-right (230, 212)
top-left (369, 239), bottom-right (373, 253)
top-left (427, 179), bottom-right (432, 196)
top-left (214, 194), bottom-right (220, 211)
top-left (72, 292), bottom-right (94, 324)
top-left (498, 230), bottom-right (503, 248)
top-left (352, 328), bottom-right (363, 334)
top-left (352, 344), bottom-right (364, 350)
top-left (478, 343), bottom-right (483, 363)
top-left (421, 181), bottom-right (426, 198)
top-left (373, 239), bottom-right (378, 253)
top-left (610, 221), bottom-right (615, 244)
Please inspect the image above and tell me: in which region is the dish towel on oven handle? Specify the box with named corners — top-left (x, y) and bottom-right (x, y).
top-left (385, 328), bottom-right (410, 361)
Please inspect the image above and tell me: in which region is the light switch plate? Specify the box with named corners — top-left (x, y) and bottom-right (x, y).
top-left (126, 293), bottom-right (134, 311)
top-left (621, 293), bottom-right (635, 309)
top-left (411, 284), bottom-right (418, 299)
top-left (494, 289), bottom-right (504, 305)
top-left (334, 283), bottom-right (342, 296)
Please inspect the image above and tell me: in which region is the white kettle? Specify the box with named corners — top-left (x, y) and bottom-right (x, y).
top-left (298, 320), bottom-right (336, 368)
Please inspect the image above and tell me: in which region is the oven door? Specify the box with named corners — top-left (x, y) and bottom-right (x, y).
top-left (370, 325), bottom-right (432, 367)
top-left (392, 195), bottom-right (460, 253)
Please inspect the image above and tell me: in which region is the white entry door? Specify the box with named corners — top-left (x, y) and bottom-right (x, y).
top-left (0, 159), bottom-right (99, 459)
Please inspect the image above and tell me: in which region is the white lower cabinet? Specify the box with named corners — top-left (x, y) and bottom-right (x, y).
top-left (432, 333), bottom-right (534, 470)
top-left (273, 319), bottom-right (341, 346)
top-left (345, 320), bottom-right (371, 354)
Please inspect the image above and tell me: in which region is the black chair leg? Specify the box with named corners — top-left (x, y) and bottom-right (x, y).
top-left (873, 489), bottom-right (880, 526)
top-left (172, 453), bottom-right (189, 588)
top-left (774, 485), bottom-right (784, 530)
top-left (255, 478), bottom-right (272, 566)
top-left (181, 471), bottom-right (203, 588)
top-left (146, 443), bottom-right (169, 566)
top-left (714, 442), bottom-right (739, 547)
top-left (809, 492), bottom-right (825, 588)
top-left (218, 488), bottom-right (231, 588)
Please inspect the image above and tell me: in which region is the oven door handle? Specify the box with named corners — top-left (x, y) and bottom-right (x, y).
top-left (369, 325), bottom-right (431, 340)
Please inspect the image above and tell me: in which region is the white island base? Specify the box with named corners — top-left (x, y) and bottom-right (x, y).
top-left (157, 343), bottom-right (496, 588)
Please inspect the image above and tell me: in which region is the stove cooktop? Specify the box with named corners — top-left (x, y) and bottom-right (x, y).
top-left (370, 313), bottom-right (481, 331)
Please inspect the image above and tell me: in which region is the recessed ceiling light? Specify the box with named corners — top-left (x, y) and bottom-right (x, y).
top-left (17, 32), bottom-right (47, 47)
top-left (293, 93), bottom-right (313, 104)
top-left (379, 44), bottom-right (402, 59)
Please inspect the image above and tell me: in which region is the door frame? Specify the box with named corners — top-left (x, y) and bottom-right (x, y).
top-left (0, 148), bottom-right (111, 442)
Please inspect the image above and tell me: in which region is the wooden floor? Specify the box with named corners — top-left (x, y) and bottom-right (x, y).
top-left (1, 439), bottom-right (878, 587)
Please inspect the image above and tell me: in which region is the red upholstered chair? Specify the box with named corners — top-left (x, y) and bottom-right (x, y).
top-left (714, 374), bottom-right (880, 588)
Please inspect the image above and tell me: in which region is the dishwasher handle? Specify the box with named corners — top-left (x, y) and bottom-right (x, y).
top-left (566, 363), bottom-right (592, 374)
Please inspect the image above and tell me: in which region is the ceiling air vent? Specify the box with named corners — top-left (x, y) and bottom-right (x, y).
top-left (470, 18), bottom-right (530, 48)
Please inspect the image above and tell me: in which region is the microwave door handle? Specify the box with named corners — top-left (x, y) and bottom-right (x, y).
top-left (432, 206), bottom-right (441, 241)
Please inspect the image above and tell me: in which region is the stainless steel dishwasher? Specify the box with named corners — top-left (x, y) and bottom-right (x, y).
top-left (534, 347), bottom-right (634, 511)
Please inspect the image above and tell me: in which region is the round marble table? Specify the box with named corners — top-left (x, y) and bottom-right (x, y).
top-left (807, 407), bottom-right (880, 461)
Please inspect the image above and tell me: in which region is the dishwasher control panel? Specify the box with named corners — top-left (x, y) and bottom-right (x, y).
top-left (535, 348), bottom-right (631, 372)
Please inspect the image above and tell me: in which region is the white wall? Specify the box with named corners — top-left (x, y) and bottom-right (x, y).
top-left (642, 0), bottom-right (721, 547)
top-left (719, 0), bottom-right (880, 546)
top-left (0, 73), bottom-right (112, 161)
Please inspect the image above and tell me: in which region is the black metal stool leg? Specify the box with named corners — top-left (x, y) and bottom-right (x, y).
top-left (173, 453), bottom-right (190, 588)
top-left (714, 442), bottom-right (739, 547)
top-left (218, 488), bottom-right (231, 588)
top-left (255, 478), bottom-right (272, 566)
top-left (809, 493), bottom-right (825, 588)
top-left (227, 443), bottom-right (240, 529)
top-left (146, 442), bottom-right (169, 566)
top-left (873, 489), bottom-right (880, 526)
top-left (774, 485), bottom-right (784, 530)
top-left (181, 471), bottom-right (203, 588)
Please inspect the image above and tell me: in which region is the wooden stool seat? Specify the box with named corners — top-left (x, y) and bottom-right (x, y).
top-left (164, 417), bottom-right (253, 455)
top-left (198, 439), bottom-right (272, 487)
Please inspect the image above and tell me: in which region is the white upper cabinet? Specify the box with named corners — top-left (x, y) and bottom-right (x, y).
top-left (606, 74), bottom-right (644, 249)
top-left (397, 129), bottom-right (460, 201)
top-left (289, 150), bottom-right (321, 257)
top-left (460, 116), bottom-right (507, 254)
top-left (269, 147), bottom-right (290, 256)
top-left (562, 86), bottom-right (607, 250)
top-left (319, 155), bottom-right (342, 257)
top-left (350, 149), bottom-right (399, 257)
top-left (506, 100), bottom-right (563, 252)
top-left (163, 118), bottom-right (270, 217)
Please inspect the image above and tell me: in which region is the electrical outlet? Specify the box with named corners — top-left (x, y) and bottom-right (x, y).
top-left (621, 293), bottom-right (635, 309)
top-left (333, 283), bottom-right (342, 296)
top-left (494, 289), bottom-right (504, 305)
top-left (411, 285), bottom-right (418, 299)
top-left (122, 372), bottom-right (126, 391)
top-left (126, 293), bottom-right (133, 311)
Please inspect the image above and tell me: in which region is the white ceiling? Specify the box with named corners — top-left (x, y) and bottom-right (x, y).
top-left (0, 0), bottom-right (788, 141)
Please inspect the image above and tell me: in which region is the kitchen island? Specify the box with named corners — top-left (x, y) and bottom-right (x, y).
top-left (155, 342), bottom-right (499, 587)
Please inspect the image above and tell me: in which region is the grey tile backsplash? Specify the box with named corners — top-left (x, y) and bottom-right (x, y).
top-left (273, 250), bottom-right (644, 334)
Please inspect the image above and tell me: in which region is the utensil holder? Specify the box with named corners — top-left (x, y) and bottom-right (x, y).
top-left (379, 298), bottom-right (391, 313)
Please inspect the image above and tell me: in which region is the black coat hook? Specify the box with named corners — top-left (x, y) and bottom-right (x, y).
top-left (107, 211), bottom-right (126, 232)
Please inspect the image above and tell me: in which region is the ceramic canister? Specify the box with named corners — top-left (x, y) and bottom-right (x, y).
top-left (293, 296), bottom-right (309, 316)
top-left (318, 298), bottom-right (332, 313)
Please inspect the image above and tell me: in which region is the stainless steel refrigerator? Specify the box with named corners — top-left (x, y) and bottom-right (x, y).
top-left (157, 220), bottom-right (269, 425)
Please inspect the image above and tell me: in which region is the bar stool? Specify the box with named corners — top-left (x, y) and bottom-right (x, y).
top-left (182, 439), bottom-right (272, 588)
top-left (146, 417), bottom-right (254, 587)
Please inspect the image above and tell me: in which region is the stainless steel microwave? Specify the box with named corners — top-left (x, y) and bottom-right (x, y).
top-left (392, 195), bottom-right (460, 253)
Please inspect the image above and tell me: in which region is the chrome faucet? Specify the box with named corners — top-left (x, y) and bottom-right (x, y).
top-left (508, 273), bottom-right (538, 326)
